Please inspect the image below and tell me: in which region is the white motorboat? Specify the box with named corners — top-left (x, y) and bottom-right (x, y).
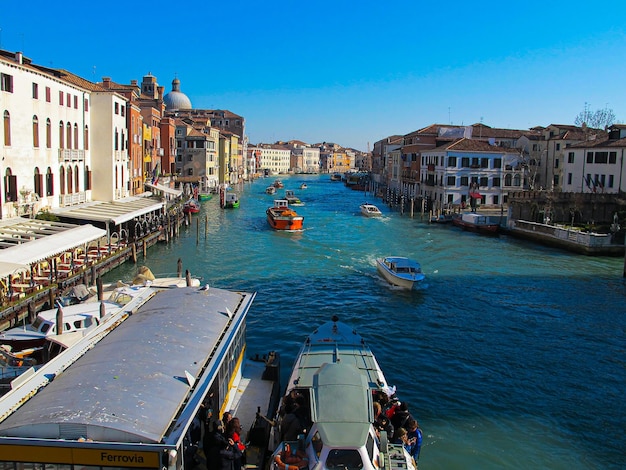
top-left (269, 316), bottom-right (417, 470)
top-left (360, 203), bottom-right (383, 217)
top-left (376, 256), bottom-right (425, 289)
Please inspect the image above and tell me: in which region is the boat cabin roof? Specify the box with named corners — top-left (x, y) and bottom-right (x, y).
top-left (311, 362), bottom-right (372, 447)
top-left (273, 199), bottom-right (289, 208)
top-left (382, 256), bottom-right (420, 268)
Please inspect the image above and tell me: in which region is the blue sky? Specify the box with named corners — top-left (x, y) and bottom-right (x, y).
top-left (2, 1), bottom-right (625, 151)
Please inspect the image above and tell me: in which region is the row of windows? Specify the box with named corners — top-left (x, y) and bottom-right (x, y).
top-left (3, 165), bottom-right (93, 203)
top-left (426, 173), bottom-right (523, 187)
top-left (422, 156), bottom-right (504, 169)
top-left (586, 151), bottom-right (617, 164)
top-left (3, 111), bottom-right (88, 150)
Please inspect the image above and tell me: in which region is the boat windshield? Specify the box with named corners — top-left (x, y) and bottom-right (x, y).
top-left (326, 449), bottom-right (364, 470)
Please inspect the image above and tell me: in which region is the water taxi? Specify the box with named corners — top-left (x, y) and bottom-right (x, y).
top-left (376, 256), bottom-right (425, 289)
top-left (270, 316), bottom-right (417, 470)
top-left (360, 203), bottom-right (383, 217)
top-left (267, 200), bottom-right (304, 231)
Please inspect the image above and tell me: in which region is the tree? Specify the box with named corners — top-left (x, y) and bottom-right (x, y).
top-left (574, 104), bottom-right (616, 129)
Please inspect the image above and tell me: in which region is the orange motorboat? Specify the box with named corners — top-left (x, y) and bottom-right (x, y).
top-left (266, 199), bottom-right (304, 231)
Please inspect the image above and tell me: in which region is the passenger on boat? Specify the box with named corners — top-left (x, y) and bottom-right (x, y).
top-left (390, 401), bottom-right (411, 430)
top-left (274, 443), bottom-right (308, 470)
top-left (279, 400), bottom-right (306, 442)
top-left (225, 417), bottom-right (246, 470)
top-left (373, 402), bottom-right (394, 439)
top-left (204, 420), bottom-right (228, 470)
top-left (405, 417), bottom-right (423, 461)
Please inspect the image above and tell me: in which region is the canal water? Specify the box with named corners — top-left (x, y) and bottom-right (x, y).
top-left (103, 175), bottom-right (625, 470)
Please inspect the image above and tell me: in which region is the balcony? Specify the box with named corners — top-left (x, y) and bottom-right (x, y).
top-left (59, 191), bottom-right (87, 207)
top-left (58, 149), bottom-right (85, 163)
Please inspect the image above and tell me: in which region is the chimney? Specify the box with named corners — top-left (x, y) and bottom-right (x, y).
top-left (131, 79), bottom-right (138, 86)
top-left (15, 52), bottom-right (23, 64)
top-left (102, 77), bottom-right (111, 89)
top-left (158, 85), bottom-right (165, 99)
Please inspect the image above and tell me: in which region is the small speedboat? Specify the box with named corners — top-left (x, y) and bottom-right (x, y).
top-left (222, 192), bottom-right (240, 209)
top-left (376, 256), bottom-right (425, 289)
top-left (266, 186), bottom-right (277, 195)
top-left (284, 190), bottom-right (303, 206)
top-left (360, 203), bottom-right (382, 217)
top-left (299, 183), bottom-right (307, 190)
top-left (273, 179), bottom-right (284, 189)
top-left (266, 199), bottom-right (304, 231)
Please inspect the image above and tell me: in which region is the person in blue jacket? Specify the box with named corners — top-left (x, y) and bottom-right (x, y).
top-left (405, 417), bottom-right (423, 461)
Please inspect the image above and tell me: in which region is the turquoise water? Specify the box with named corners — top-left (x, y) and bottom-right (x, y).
top-left (104, 175), bottom-right (626, 470)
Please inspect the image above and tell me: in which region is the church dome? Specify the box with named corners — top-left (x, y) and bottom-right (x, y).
top-left (163, 77), bottom-right (192, 110)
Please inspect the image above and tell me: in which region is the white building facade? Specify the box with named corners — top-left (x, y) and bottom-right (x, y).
top-left (420, 139), bottom-right (525, 210)
top-left (561, 126), bottom-right (626, 194)
top-left (1, 51), bottom-right (93, 219)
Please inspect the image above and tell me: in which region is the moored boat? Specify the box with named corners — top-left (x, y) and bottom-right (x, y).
top-left (330, 172), bottom-right (342, 181)
top-left (183, 198), bottom-right (200, 214)
top-left (360, 203), bottom-right (383, 217)
top-left (376, 256), bottom-right (425, 289)
top-left (266, 186), bottom-right (277, 195)
top-left (269, 316), bottom-right (418, 470)
top-left (266, 199), bottom-right (304, 231)
top-left (452, 212), bottom-right (500, 234)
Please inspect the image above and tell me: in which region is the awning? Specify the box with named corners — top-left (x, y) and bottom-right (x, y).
top-left (51, 197), bottom-right (164, 225)
top-left (145, 182), bottom-right (182, 197)
top-left (0, 224), bottom-right (106, 265)
top-left (0, 261), bottom-right (29, 279)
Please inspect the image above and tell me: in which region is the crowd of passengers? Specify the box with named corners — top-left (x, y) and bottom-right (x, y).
top-left (187, 408), bottom-right (248, 470)
top-left (373, 390), bottom-right (423, 464)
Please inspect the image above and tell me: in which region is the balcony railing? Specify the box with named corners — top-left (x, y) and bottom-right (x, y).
top-left (58, 149), bottom-right (85, 163)
top-left (59, 191), bottom-right (87, 207)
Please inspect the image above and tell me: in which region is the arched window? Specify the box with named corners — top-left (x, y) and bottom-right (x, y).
top-left (84, 165), bottom-right (92, 191)
top-left (46, 167), bottom-right (54, 196)
top-left (513, 174), bottom-right (521, 187)
top-left (74, 164), bottom-right (79, 191)
top-left (74, 123), bottom-right (79, 149)
top-left (59, 121), bottom-right (64, 149)
top-left (66, 122), bottom-right (72, 150)
top-left (66, 166), bottom-right (73, 194)
top-left (504, 174), bottom-right (512, 186)
top-left (4, 168), bottom-right (17, 202)
top-left (34, 167), bottom-right (43, 197)
top-left (3, 111), bottom-right (10, 146)
top-left (33, 115), bottom-right (40, 147)
top-left (84, 125), bottom-right (89, 150)
top-left (46, 119), bottom-right (52, 148)
top-left (59, 166), bottom-right (66, 195)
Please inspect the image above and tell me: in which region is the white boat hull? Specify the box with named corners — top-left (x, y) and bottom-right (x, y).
top-left (376, 257), bottom-right (425, 289)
